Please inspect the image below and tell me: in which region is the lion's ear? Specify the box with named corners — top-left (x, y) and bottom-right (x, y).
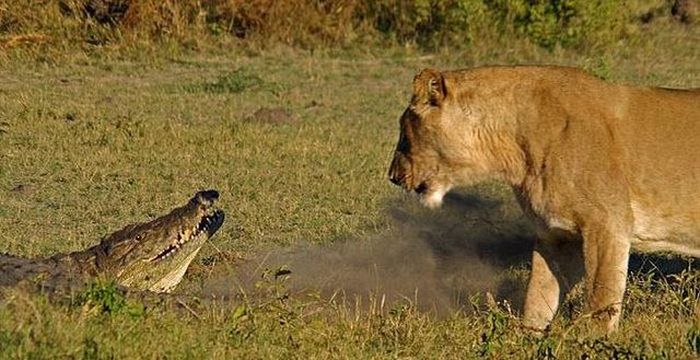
top-left (412, 68), bottom-right (446, 106)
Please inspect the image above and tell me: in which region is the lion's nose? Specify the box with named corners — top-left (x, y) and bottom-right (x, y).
top-left (389, 172), bottom-right (402, 186)
top-left (388, 156), bottom-right (404, 186)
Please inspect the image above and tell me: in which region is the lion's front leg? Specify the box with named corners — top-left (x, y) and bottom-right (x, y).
top-left (581, 225), bottom-right (631, 333)
top-left (523, 232), bottom-right (584, 331)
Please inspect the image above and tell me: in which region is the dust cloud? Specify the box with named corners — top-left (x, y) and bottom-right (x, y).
top-left (203, 190), bottom-right (537, 315)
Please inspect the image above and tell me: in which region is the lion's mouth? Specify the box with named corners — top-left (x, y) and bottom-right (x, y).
top-left (414, 181), bottom-right (429, 195)
top-left (415, 182), bottom-right (450, 209)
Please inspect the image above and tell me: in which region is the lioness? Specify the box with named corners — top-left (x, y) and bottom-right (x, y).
top-left (387, 66), bottom-right (700, 332)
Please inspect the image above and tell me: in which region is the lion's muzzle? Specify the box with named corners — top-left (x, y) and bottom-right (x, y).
top-left (388, 152), bottom-right (410, 188)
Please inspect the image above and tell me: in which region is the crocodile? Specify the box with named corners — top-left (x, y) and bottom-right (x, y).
top-left (0, 190), bottom-right (225, 294)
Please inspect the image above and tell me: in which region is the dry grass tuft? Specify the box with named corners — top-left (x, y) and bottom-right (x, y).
top-left (0, 33), bottom-right (50, 49)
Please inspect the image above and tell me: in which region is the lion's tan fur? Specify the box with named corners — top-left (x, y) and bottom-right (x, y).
top-left (388, 65), bottom-right (700, 332)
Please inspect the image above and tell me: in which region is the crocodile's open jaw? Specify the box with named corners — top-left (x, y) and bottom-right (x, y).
top-left (149, 208), bottom-right (224, 262)
top-left (96, 190), bottom-right (225, 293)
top-left (146, 207), bottom-right (224, 292)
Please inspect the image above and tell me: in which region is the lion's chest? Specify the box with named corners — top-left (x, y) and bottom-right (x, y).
top-left (513, 184), bottom-right (578, 234)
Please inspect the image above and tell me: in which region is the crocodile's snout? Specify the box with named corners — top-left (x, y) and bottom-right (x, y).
top-left (196, 190), bottom-right (219, 206)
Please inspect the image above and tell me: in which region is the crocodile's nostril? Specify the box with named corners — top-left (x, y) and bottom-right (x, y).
top-left (196, 190), bottom-right (219, 205)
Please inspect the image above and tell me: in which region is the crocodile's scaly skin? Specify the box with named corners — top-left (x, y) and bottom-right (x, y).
top-left (0, 190), bottom-right (225, 294)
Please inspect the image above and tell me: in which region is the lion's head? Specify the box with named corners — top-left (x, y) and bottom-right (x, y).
top-left (387, 68), bottom-right (522, 208)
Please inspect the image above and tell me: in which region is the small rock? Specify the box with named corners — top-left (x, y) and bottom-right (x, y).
top-left (305, 100), bottom-right (322, 108)
top-left (673, 0), bottom-right (697, 23)
top-left (10, 184), bottom-right (36, 195)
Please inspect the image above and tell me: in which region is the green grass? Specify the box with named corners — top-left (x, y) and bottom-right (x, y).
top-left (181, 69), bottom-right (266, 94)
top-left (0, 20), bottom-right (698, 358)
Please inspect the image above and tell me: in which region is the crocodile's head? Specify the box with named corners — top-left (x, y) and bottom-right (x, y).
top-left (94, 190), bottom-right (224, 293)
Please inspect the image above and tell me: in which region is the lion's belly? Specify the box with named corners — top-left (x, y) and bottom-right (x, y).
top-left (631, 239), bottom-right (700, 257)
top-left (630, 201), bottom-right (700, 257)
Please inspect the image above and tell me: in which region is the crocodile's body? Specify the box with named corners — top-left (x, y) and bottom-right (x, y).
top-left (0, 190), bottom-right (225, 294)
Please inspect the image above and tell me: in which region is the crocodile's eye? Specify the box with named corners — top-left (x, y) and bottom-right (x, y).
top-left (135, 234), bottom-right (143, 241)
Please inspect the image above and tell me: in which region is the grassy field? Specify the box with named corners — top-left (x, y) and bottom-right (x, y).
top-left (0, 16), bottom-right (699, 358)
